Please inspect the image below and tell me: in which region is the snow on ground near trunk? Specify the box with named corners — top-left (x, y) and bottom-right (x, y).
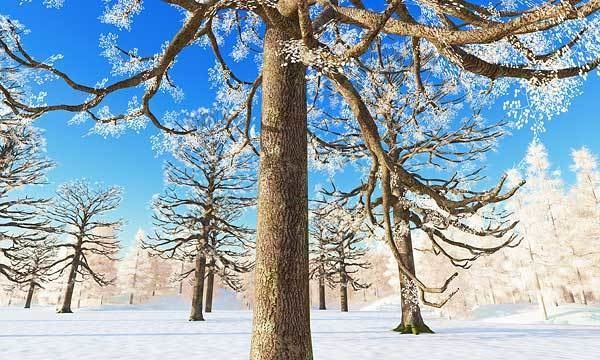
top-left (363, 295), bottom-right (600, 326)
top-left (2, 306), bottom-right (600, 359)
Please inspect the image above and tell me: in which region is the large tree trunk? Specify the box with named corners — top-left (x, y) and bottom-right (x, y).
top-left (57, 251), bottom-right (80, 313)
top-left (205, 270), bottom-right (214, 313)
top-left (189, 251), bottom-right (207, 321)
top-left (340, 275), bottom-right (349, 312)
top-left (24, 281), bottom-right (35, 309)
top-left (392, 205), bottom-right (433, 335)
top-left (249, 24), bottom-right (312, 360)
top-left (318, 278), bottom-right (327, 310)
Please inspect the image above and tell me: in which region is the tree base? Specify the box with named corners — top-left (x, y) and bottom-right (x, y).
top-left (189, 317), bottom-right (205, 322)
top-left (392, 323), bottom-right (434, 335)
top-left (56, 309), bottom-right (73, 314)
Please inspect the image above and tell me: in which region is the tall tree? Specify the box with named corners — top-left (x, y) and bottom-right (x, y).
top-left (147, 113), bottom-right (255, 321)
top-left (319, 91), bottom-right (522, 333)
top-left (46, 180), bottom-right (123, 313)
top-left (564, 147), bottom-right (600, 305)
top-left (2, 1), bottom-right (600, 357)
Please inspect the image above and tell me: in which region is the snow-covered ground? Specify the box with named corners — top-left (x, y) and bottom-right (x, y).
top-left (1, 299), bottom-right (600, 359)
top-left (363, 295), bottom-right (600, 326)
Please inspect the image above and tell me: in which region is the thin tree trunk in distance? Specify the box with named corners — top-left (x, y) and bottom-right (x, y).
top-left (576, 267), bottom-right (588, 305)
top-left (205, 271), bottom-right (214, 313)
top-left (488, 278), bottom-right (497, 305)
top-left (340, 277), bottom-right (349, 312)
top-left (24, 281), bottom-right (35, 309)
top-left (318, 279), bottom-right (326, 310)
top-left (189, 252), bottom-right (206, 321)
top-left (179, 260), bottom-right (184, 295)
top-left (249, 24), bottom-right (312, 360)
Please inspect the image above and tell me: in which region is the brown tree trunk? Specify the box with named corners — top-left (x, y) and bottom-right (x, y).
top-left (205, 270), bottom-right (214, 313)
top-left (318, 278), bottom-right (326, 310)
top-left (58, 251), bottom-right (80, 313)
top-left (189, 251), bottom-right (207, 321)
top-left (392, 204), bottom-right (433, 334)
top-left (24, 281), bottom-right (35, 309)
top-left (340, 276), bottom-right (349, 312)
top-left (249, 24), bottom-right (312, 360)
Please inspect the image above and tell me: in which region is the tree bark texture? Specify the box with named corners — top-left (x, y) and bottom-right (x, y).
top-left (24, 281), bottom-right (35, 309)
top-left (205, 270), bottom-right (214, 313)
top-left (57, 251), bottom-right (80, 313)
top-left (392, 205), bottom-right (433, 334)
top-left (340, 277), bottom-right (349, 312)
top-left (189, 251), bottom-right (207, 321)
top-left (318, 279), bottom-right (327, 310)
top-left (249, 24), bottom-right (312, 360)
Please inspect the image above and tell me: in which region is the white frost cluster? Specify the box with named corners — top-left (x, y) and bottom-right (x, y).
top-left (100, 0), bottom-right (144, 31)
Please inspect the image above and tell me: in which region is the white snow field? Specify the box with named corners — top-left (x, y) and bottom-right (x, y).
top-left (1, 299), bottom-right (600, 360)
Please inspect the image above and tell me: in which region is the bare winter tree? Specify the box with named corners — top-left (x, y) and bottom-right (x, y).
top-left (147, 114), bottom-right (255, 321)
top-left (313, 40), bottom-right (528, 332)
top-left (119, 229), bottom-right (153, 305)
top-left (311, 203), bottom-right (370, 312)
top-left (1, 1), bottom-right (599, 357)
top-left (46, 180), bottom-right (123, 313)
top-left (0, 121), bottom-right (54, 282)
top-left (12, 235), bottom-right (57, 308)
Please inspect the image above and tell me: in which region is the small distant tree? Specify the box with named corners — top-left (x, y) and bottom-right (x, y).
top-left (147, 112), bottom-right (255, 321)
top-left (82, 251), bottom-right (119, 306)
top-left (147, 255), bottom-right (174, 298)
top-left (119, 229), bottom-right (153, 305)
top-left (312, 203), bottom-right (370, 312)
top-left (12, 236), bottom-right (57, 308)
top-left (47, 180), bottom-right (123, 313)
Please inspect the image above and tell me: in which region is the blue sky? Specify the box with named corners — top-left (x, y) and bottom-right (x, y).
top-left (3, 2), bottom-right (600, 248)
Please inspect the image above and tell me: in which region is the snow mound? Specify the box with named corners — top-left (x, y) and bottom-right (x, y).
top-left (470, 303), bottom-right (600, 326)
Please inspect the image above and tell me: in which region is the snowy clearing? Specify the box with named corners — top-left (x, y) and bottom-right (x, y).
top-left (1, 304), bottom-right (600, 360)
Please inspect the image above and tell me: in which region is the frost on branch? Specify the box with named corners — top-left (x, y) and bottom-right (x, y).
top-left (100, 0), bottom-right (144, 31)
